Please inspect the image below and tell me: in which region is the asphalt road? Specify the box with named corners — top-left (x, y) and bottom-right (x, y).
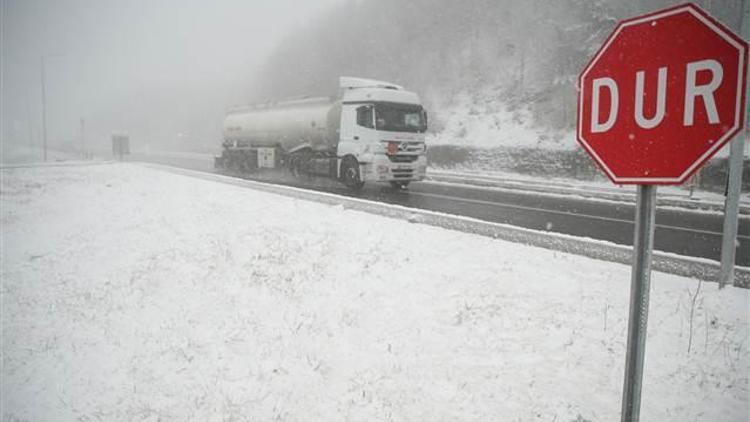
top-left (130, 152), bottom-right (750, 266)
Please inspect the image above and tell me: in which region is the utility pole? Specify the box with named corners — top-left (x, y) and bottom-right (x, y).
top-left (40, 54), bottom-right (64, 162)
top-left (519, 46), bottom-right (525, 96)
top-left (25, 87), bottom-right (34, 147)
top-left (80, 118), bottom-right (85, 159)
top-left (41, 56), bottom-right (48, 162)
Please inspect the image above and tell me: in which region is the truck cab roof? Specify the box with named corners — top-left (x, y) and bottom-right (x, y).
top-left (339, 76), bottom-right (421, 106)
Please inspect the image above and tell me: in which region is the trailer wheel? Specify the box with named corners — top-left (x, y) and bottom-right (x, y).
top-left (289, 156), bottom-right (302, 179)
top-left (341, 157), bottom-right (364, 190)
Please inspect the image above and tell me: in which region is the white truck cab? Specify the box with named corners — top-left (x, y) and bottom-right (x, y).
top-left (337, 77), bottom-right (428, 188)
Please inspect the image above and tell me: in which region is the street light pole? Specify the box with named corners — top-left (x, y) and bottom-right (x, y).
top-left (40, 54), bottom-right (64, 162)
top-left (41, 56), bottom-right (48, 162)
top-left (80, 118), bottom-right (85, 159)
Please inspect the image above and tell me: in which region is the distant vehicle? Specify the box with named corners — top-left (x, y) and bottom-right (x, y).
top-left (215, 77), bottom-right (428, 190)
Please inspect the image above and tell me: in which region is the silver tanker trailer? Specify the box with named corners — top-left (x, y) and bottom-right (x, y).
top-left (215, 77), bottom-right (428, 190)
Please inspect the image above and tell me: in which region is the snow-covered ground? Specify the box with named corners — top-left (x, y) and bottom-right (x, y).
top-left (1, 163), bottom-right (748, 421)
top-left (0, 144), bottom-right (84, 165)
top-left (426, 92), bottom-right (576, 151)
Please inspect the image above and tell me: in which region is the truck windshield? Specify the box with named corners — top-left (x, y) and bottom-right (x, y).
top-left (374, 103), bottom-right (427, 133)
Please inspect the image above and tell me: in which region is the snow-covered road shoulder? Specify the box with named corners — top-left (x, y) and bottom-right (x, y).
top-left (148, 163), bottom-right (750, 286)
top-left (1, 163), bottom-right (748, 421)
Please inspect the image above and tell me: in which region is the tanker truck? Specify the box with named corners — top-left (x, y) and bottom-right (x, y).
top-left (214, 77), bottom-right (428, 190)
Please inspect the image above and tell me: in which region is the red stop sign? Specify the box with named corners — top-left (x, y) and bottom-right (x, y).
top-left (577, 3), bottom-right (748, 185)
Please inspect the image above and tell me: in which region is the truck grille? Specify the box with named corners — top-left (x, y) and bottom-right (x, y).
top-left (388, 155), bottom-right (418, 163)
top-left (400, 142), bottom-right (424, 153)
top-left (383, 141), bottom-right (423, 163)
top-left (392, 168), bottom-right (414, 179)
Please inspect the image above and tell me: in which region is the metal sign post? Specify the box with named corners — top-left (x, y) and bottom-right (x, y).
top-left (576, 4), bottom-right (748, 422)
top-left (719, 125), bottom-right (747, 287)
top-left (719, 0), bottom-right (749, 287)
top-left (620, 185), bottom-right (656, 422)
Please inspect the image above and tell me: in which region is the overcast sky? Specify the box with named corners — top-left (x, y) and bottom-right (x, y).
top-left (1, 0), bottom-right (342, 151)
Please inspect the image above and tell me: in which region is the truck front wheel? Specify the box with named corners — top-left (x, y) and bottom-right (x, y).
top-left (390, 181), bottom-right (410, 190)
top-left (341, 157), bottom-right (364, 190)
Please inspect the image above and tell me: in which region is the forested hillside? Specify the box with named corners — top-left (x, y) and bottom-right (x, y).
top-left (252, 0), bottom-right (744, 149)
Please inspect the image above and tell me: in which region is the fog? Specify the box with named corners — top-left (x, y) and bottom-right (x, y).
top-left (1, 0), bottom-right (342, 154)
top-left (253, 0), bottom-right (743, 139)
top-left (2, 0), bottom-right (744, 157)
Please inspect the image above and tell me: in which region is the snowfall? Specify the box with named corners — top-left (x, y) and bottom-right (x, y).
top-left (1, 163), bottom-right (748, 421)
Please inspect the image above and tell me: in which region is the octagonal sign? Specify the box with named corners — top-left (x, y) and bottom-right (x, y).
top-left (577, 3), bottom-right (748, 185)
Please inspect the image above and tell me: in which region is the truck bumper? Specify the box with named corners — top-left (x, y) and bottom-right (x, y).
top-left (361, 155), bottom-right (427, 183)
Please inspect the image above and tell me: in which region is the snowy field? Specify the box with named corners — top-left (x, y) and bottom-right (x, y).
top-left (0, 144), bottom-right (86, 165)
top-left (1, 163), bottom-right (748, 421)
top-left (426, 92), bottom-right (575, 151)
